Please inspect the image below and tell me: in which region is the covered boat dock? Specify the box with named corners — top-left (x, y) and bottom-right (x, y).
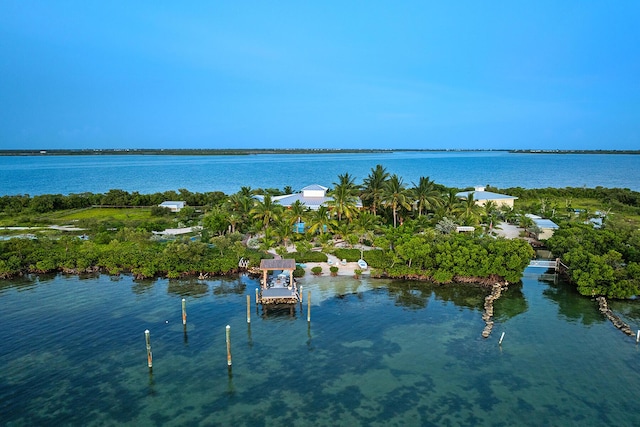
top-left (259, 259), bottom-right (299, 304)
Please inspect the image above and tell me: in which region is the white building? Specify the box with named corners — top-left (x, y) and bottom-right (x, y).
top-left (256, 184), bottom-right (363, 211)
top-left (158, 201), bottom-right (186, 212)
top-left (456, 186), bottom-right (518, 209)
top-left (526, 214), bottom-right (559, 240)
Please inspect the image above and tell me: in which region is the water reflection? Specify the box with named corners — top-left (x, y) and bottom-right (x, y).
top-left (131, 278), bottom-right (156, 295)
top-left (493, 283), bottom-right (528, 321)
top-left (383, 279), bottom-right (530, 319)
top-left (261, 304), bottom-right (298, 320)
top-left (387, 281), bottom-right (432, 309)
top-left (0, 274), bottom-right (38, 295)
top-left (608, 299), bottom-right (640, 327)
top-left (432, 283), bottom-right (486, 311)
top-left (542, 279), bottom-right (603, 325)
top-left (212, 276), bottom-right (247, 296)
top-left (167, 279), bottom-right (209, 298)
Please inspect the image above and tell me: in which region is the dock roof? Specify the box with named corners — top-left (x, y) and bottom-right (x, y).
top-left (259, 259), bottom-right (296, 271)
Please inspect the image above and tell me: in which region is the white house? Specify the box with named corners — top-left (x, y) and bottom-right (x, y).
top-left (526, 214), bottom-right (559, 240)
top-left (158, 201), bottom-right (186, 212)
top-left (456, 186), bottom-right (518, 209)
top-left (255, 184), bottom-right (363, 211)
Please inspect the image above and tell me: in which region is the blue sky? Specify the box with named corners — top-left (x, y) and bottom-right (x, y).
top-left (1, 1), bottom-right (639, 150)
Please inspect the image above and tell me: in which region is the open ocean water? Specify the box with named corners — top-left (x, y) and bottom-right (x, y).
top-left (1, 151), bottom-right (639, 195)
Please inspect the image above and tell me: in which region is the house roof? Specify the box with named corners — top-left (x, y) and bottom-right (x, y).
top-left (533, 218), bottom-right (559, 229)
top-left (301, 184), bottom-right (328, 192)
top-left (256, 184), bottom-right (362, 211)
top-left (272, 193), bottom-right (328, 210)
top-left (456, 190), bottom-right (517, 201)
top-left (526, 214), bottom-right (559, 229)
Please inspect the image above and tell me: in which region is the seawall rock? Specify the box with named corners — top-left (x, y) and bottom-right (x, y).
top-left (481, 282), bottom-right (508, 338)
top-left (596, 296), bottom-right (634, 337)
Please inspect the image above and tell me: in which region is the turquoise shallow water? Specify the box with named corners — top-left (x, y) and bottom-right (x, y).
top-left (1, 151), bottom-right (639, 196)
top-left (1, 270), bottom-right (639, 426)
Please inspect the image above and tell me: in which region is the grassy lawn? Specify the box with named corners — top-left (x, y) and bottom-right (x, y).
top-left (54, 207), bottom-right (153, 221)
top-left (0, 207), bottom-right (156, 228)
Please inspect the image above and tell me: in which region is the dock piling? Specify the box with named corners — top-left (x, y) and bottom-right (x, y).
top-left (300, 285), bottom-right (303, 303)
top-left (255, 287), bottom-right (259, 305)
top-left (307, 291), bottom-right (311, 323)
top-left (182, 298), bottom-right (187, 325)
top-left (145, 329), bottom-right (153, 368)
top-left (226, 325), bottom-right (232, 367)
top-left (499, 332), bottom-right (505, 345)
top-left (636, 330), bottom-right (639, 344)
top-left (246, 295), bottom-right (251, 323)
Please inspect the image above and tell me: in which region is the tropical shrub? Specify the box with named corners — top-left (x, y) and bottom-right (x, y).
top-left (333, 248), bottom-right (361, 262)
top-left (284, 251), bottom-right (327, 263)
top-left (293, 265), bottom-right (306, 278)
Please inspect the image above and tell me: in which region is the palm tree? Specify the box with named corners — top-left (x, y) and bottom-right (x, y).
top-left (411, 176), bottom-right (441, 217)
top-left (227, 212), bottom-right (241, 234)
top-left (250, 194), bottom-right (283, 230)
top-left (283, 185), bottom-right (294, 195)
top-left (326, 172), bottom-right (360, 222)
top-left (361, 164), bottom-right (389, 216)
top-left (500, 204), bottom-right (518, 224)
top-left (332, 221), bottom-right (355, 245)
top-left (381, 174), bottom-right (412, 228)
top-left (238, 186), bottom-right (255, 198)
top-left (459, 193), bottom-right (484, 226)
top-left (273, 218), bottom-right (294, 248)
top-left (436, 189), bottom-right (463, 219)
top-left (284, 200), bottom-right (308, 225)
top-left (225, 193), bottom-right (254, 228)
top-left (307, 206), bottom-right (334, 234)
top-left (353, 211), bottom-right (380, 247)
top-left (482, 200), bottom-right (499, 231)
top-left (258, 227), bottom-right (277, 252)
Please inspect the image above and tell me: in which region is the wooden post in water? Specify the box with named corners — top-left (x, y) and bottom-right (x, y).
top-left (226, 325), bottom-right (232, 367)
top-left (499, 332), bottom-right (505, 345)
top-left (182, 298), bottom-right (187, 325)
top-left (255, 287), bottom-right (259, 305)
top-left (145, 329), bottom-right (153, 368)
top-left (246, 295), bottom-right (251, 323)
top-left (300, 285), bottom-right (303, 303)
top-left (636, 330), bottom-right (639, 344)
top-left (307, 291), bottom-right (311, 323)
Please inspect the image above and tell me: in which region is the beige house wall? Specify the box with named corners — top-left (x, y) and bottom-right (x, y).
top-left (537, 228), bottom-right (556, 240)
top-left (475, 198), bottom-right (515, 209)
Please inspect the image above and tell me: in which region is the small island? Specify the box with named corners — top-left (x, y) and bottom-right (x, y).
top-left (1, 165), bottom-right (639, 301)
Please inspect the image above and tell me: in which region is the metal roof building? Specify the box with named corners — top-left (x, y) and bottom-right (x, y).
top-left (456, 186), bottom-right (518, 208)
top-left (256, 184), bottom-right (363, 211)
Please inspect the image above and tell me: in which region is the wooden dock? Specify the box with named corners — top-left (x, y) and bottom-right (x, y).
top-left (528, 258), bottom-right (559, 270)
top-left (258, 259), bottom-right (299, 304)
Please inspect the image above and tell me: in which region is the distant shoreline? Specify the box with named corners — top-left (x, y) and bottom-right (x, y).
top-left (0, 148), bottom-right (638, 156)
